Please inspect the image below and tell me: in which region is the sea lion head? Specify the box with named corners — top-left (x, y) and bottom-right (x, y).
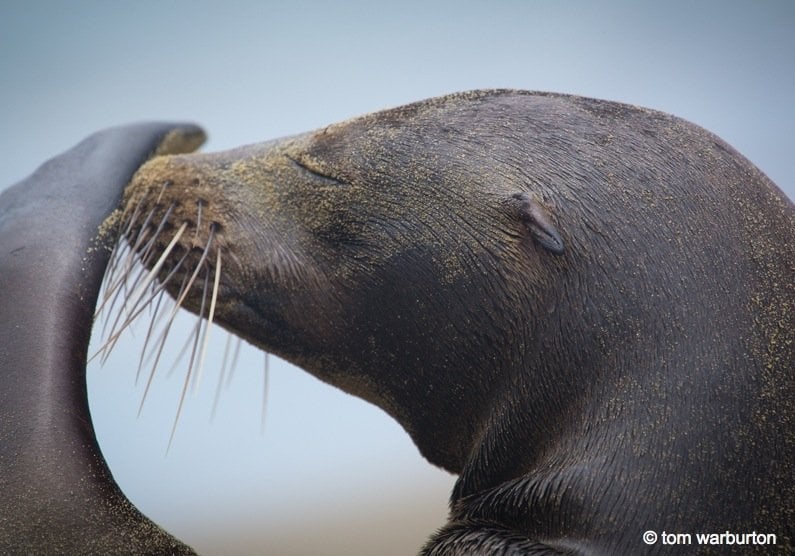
top-left (102, 91), bottom-right (795, 551)
top-left (117, 90), bottom-right (566, 471)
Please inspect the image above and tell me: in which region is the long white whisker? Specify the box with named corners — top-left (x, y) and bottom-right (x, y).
top-left (164, 227), bottom-right (216, 448)
top-left (136, 286), bottom-right (169, 385)
top-left (197, 244), bottom-right (222, 394)
top-left (211, 334), bottom-right (235, 420)
top-left (93, 222), bottom-right (188, 364)
top-left (183, 264), bottom-right (210, 389)
top-left (226, 336), bottom-right (242, 388)
top-left (128, 221), bottom-right (188, 312)
top-left (138, 271), bottom-right (191, 415)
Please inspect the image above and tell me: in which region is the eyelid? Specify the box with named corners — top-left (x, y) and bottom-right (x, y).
top-left (286, 155), bottom-right (347, 186)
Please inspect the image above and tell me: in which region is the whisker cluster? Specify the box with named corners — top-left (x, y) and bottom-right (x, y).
top-left (93, 196), bottom-right (267, 450)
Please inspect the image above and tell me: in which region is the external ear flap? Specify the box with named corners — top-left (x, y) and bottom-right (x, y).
top-left (510, 192), bottom-right (565, 255)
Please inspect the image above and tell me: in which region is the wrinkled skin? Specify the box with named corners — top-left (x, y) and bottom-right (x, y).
top-left (0, 122), bottom-right (203, 555)
top-left (125, 91), bottom-right (794, 554)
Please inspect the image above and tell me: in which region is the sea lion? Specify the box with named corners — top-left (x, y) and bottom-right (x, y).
top-left (0, 122), bottom-right (204, 555)
top-left (113, 90), bottom-right (794, 554)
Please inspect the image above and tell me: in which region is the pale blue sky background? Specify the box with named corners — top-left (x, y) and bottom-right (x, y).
top-left (1, 2), bottom-right (793, 554)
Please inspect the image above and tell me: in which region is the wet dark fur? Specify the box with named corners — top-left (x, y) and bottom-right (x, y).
top-left (119, 91), bottom-right (794, 554)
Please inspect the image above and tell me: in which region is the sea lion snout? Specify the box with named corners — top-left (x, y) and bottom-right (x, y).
top-left (121, 155), bottom-right (229, 307)
top-left (124, 155), bottom-right (225, 239)
top-left (120, 139), bottom-right (350, 355)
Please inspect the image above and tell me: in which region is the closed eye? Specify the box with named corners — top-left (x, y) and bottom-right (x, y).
top-left (286, 155), bottom-right (348, 186)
